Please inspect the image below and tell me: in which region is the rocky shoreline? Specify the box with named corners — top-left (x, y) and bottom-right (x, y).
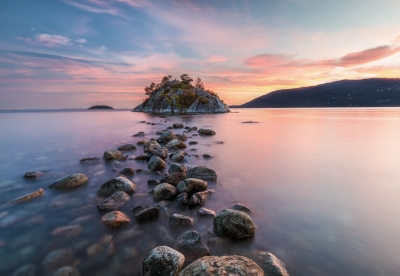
top-left (0, 117), bottom-right (289, 276)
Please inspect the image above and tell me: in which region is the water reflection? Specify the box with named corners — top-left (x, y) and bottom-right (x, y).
top-left (1, 108), bottom-right (400, 275)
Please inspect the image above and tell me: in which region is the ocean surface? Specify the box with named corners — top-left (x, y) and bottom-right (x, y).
top-left (1, 108), bottom-right (400, 275)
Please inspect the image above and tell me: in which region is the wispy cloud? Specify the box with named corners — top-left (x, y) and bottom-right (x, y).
top-left (76, 38), bottom-right (87, 43)
top-left (59, 0), bottom-right (122, 16)
top-left (17, 34), bottom-right (72, 47)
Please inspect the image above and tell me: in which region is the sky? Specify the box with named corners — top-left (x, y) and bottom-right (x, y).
top-left (0, 0), bottom-right (400, 109)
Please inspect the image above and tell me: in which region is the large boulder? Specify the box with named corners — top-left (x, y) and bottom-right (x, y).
top-left (103, 150), bottom-right (122, 160)
top-left (101, 211), bottom-right (130, 228)
top-left (188, 190), bottom-right (214, 208)
top-left (175, 230), bottom-right (209, 262)
top-left (97, 176), bottom-right (136, 196)
top-left (49, 173), bottom-right (89, 189)
top-left (186, 166), bottom-right (217, 182)
top-left (153, 183), bottom-right (177, 200)
top-left (132, 205), bottom-right (160, 221)
top-left (157, 131), bottom-right (178, 144)
top-left (97, 191), bottom-right (130, 211)
top-left (179, 255), bottom-right (263, 276)
top-left (144, 140), bottom-right (161, 153)
top-left (258, 252), bottom-right (289, 276)
top-left (169, 163), bottom-right (187, 174)
top-left (148, 155), bottom-right (166, 171)
top-left (160, 172), bottom-right (187, 186)
top-left (176, 178), bottom-right (207, 194)
top-left (170, 214), bottom-right (194, 227)
top-left (198, 129), bottom-right (216, 136)
top-left (166, 139), bottom-right (187, 149)
top-left (141, 246), bottom-right (185, 276)
top-left (213, 209), bottom-right (255, 239)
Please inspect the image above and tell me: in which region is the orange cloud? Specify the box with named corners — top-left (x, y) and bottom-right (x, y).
top-left (338, 46), bottom-right (400, 67)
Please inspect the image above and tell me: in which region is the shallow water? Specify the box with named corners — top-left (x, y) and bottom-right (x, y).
top-left (1, 108), bottom-right (400, 275)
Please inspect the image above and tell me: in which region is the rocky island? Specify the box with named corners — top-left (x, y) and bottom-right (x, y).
top-left (132, 74), bottom-right (229, 114)
top-left (88, 105), bottom-right (114, 110)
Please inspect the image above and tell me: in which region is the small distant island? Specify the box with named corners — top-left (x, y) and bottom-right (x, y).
top-left (88, 105), bottom-right (114, 110)
top-left (132, 74), bottom-right (229, 114)
top-left (234, 78), bottom-right (400, 108)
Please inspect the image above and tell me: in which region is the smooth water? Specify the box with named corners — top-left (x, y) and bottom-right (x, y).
top-left (1, 108), bottom-right (400, 275)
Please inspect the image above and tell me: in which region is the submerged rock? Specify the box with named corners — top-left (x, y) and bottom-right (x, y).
top-left (160, 172), bottom-right (186, 186)
top-left (87, 243), bottom-right (104, 257)
top-left (23, 171), bottom-right (44, 178)
top-left (97, 191), bottom-right (130, 211)
top-left (186, 166), bottom-right (217, 182)
top-left (148, 155), bottom-right (166, 171)
top-left (51, 266), bottom-right (80, 276)
top-left (132, 131), bottom-right (145, 137)
top-left (51, 225), bottom-right (82, 238)
top-left (214, 209), bottom-right (255, 239)
top-left (11, 264), bottom-right (37, 276)
top-left (101, 211), bottom-right (130, 228)
top-left (202, 153), bottom-right (214, 159)
top-left (41, 248), bottom-right (74, 273)
top-left (179, 255), bottom-right (263, 276)
top-left (103, 150), bottom-right (122, 160)
top-left (207, 237), bottom-right (231, 246)
top-left (147, 179), bottom-right (160, 185)
top-left (3, 188), bottom-right (44, 206)
top-left (132, 205), bottom-right (160, 221)
top-left (141, 246), bottom-right (185, 276)
top-left (97, 176), bottom-right (136, 196)
top-left (134, 153), bottom-right (149, 160)
top-left (153, 183), bottom-right (177, 200)
top-left (170, 214), bottom-right (194, 227)
top-left (188, 141), bottom-right (197, 145)
top-left (169, 163), bottom-right (187, 174)
top-left (173, 123), bottom-right (184, 128)
top-left (170, 151), bottom-right (185, 162)
top-left (117, 144), bottom-right (137, 151)
top-left (176, 178), bottom-right (207, 194)
top-left (79, 157), bottom-right (100, 165)
top-left (175, 230), bottom-right (209, 262)
top-left (258, 251), bottom-right (289, 276)
top-left (137, 139), bottom-right (148, 145)
top-left (198, 128), bottom-right (216, 136)
top-left (188, 190), bottom-right (214, 207)
top-left (49, 173), bottom-right (89, 189)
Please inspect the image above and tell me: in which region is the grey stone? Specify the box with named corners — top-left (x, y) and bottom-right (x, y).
top-left (170, 151), bottom-right (185, 162)
top-left (148, 155), bottom-right (166, 171)
top-left (179, 255), bottom-right (263, 276)
top-left (132, 205), bottom-right (160, 221)
top-left (188, 141), bottom-right (197, 145)
top-left (51, 266), bottom-right (80, 276)
top-left (188, 190), bottom-right (214, 207)
top-left (186, 166), bottom-right (217, 182)
top-left (169, 214), bottom-right (194, 227)
top-left (149, 147), bottom-right (169, 159)
top-left (147, 179), bottom-right (160, 185)
top-left (49, 173), bottom-right (89, 189)
top-left (97, 176), bottom-right (136, 196)
top-left (103, 150), bottom-right (122, 160)
top-left (202, 154), bottom-right (214, 159)
top-left (173, 123), bottom-right (184, 128)
top-left (101, 211), bottom-right (130, 228)
top-left (137, 139), bottom-right (148, 145)
top-left (231, 203), bottom-right (254, 213)
top-left (117, 144), bottom-right (137, 151)
top-left (165, 139), bottom-right (187, 149)
top-left (207, 237), bottom-right (231, 246)
top-left (141, 246), bottom-right (184, 276)
top-left (97, 191), bottom-right (130, 211)
top-left (175, 192), bottom-right (188, 208)
top-left (176, 178), bottom-right (207, 194)
top-left (258, 252), bottom-right (289, 276)
top-left (3, 188), bottom-right (44, 206)
top-left (169, 163), bottom-right (187, 174)
top-left (153, 183), bottom-right (177, 200)
top-left (132, 131), bottom-right (145, 137)
top-left (160, 172), bottom-right (186, 186)
top-left (51, 225), bottom-right (82, 238)
top-left (134, 153), bottom-right (149, 160)
top-left (214, 209), bottom-right (256, 239)
top-left (198, 207), bottom-right (216, 217)
top-left (119, 167), bottom-right (135, 176)
top-left (144, 140), bottom-right (161, 153)
top-left (198, 128), bottom-right (216, 135)
top-left (176, 230), bottom-right (209, 262)
top-left (157, 131), bottom-right (178, 144)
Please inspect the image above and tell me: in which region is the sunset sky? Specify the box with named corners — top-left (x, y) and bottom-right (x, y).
top-left (1, 0), bottom-right (400, 109)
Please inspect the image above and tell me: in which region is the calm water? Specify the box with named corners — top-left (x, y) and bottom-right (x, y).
top-left (1, 108), bottom-right (400, 275)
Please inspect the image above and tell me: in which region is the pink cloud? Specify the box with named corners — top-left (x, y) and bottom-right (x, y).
top-left (208, 55), bottom-right (227, 63)
top-left (339, 46), bottom-right (400, 67)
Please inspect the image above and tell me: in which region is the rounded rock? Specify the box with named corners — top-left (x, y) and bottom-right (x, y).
top-left (103, 150), bottom-right (122, 160)
top-left (176, 230), bottom-right (209, 262)
top-left (213, 209), bottom-right (256, 239)
top-left (101, 211), bottom-right (130, 228)
top-left (41, 248), bottom-right (74, 273)
top-left (176, 178), bottom-right (207, 194)
top-left (97, 176), bottom-right (136, 196)
top-left (169, 214), bottom-right (194, 227)
top-left (141, 246), bottom-right (184, 276)
top-left (153, 183), bottom-right (177, 200)
top-left (49, 173), bottom-right (89, 189)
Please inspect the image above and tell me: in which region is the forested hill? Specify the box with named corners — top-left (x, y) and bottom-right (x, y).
top-left (237, 78), bottom-right (400, 108)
